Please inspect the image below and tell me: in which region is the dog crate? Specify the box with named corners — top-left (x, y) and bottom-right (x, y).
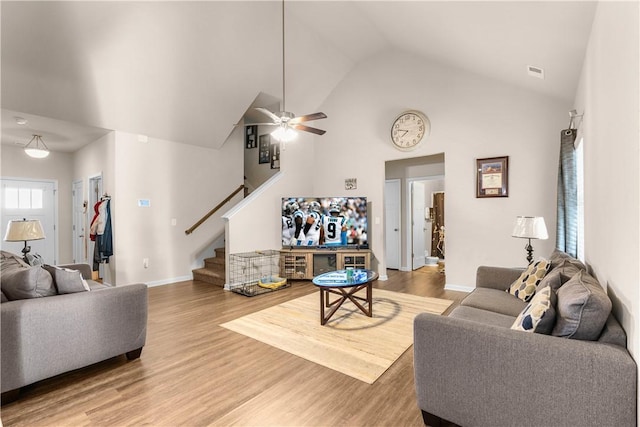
top-left (227, 250), bottom-right (289, 296)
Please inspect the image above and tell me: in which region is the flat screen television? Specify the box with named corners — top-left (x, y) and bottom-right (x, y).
top-left (281, 197), bottom-right (368, 249)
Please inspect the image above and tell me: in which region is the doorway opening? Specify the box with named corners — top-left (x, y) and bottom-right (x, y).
top-left (384, 153), bottom-right (445, 273)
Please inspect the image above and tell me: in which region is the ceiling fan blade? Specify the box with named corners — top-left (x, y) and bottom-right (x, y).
top-left (255, 107), bottom-right (281, 123)
top-left (291, 124), bottom-right (326, 135)
top-left (289, 112), bottom-right (327, 124)
top-left (243, 123), bottom-right (278, 127)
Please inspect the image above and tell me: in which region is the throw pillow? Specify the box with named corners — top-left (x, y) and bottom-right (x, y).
top-left (507, 258), bottom-right (551, 302)
top-left (43, 265), bottom-right (90, 294)
top-left (536, 258), bottom-right (585, 292)
top-left (511, 285), bottom-right (557, 334)
top-left (0, 266), bottom-right (56, 300)
top-left (548, 249), bottom-right (587, 270)
top-left (552, 270), bottom-right (612, 340)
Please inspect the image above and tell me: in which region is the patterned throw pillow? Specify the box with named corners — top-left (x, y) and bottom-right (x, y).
top-left (511, 285), bottom-right (557, 334)
top-left (507, 258), bottom-right (551, 302)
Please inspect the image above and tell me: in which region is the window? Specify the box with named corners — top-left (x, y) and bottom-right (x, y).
top-left (4, 187), bottom-right (43, 210)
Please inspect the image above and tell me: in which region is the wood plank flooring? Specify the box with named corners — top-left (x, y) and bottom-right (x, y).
top-left (1, 267), bottom-right (466, 427)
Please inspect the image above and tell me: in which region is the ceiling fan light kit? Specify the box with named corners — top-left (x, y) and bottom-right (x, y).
top-left (247, 0), bottom-right (327, 142)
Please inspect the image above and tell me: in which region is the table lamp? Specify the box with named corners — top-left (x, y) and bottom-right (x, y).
top-left (512, 216), bottom-right (548, 264)
top-left (4, 219), bottom-right (45, 259)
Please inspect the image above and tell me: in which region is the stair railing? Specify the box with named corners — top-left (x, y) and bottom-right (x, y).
top-left (185, 184), bottom-right (245, 235)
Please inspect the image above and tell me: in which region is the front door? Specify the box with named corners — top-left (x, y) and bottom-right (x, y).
top-left (0, 178), bottom-right (57, 264)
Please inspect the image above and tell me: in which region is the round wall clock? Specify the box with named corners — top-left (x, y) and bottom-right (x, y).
top-left (390, 110), bottom-right (430, 151)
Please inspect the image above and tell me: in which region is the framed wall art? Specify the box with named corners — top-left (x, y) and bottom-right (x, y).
top-left (245, 125), bottom-right (257, 149)
top-left (476, 156), bottom-right (509, 198)
top-left (270, 140), bottom-right (280, 169)
top-left (258, 134), bottom-right (271, 164)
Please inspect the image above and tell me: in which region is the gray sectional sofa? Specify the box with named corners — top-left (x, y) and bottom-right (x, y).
top-left (414, 250), bottom-right (637, 427)
top-left (1, 251), bottom-right (148, 401)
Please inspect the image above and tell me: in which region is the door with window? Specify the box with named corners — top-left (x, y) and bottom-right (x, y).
top-left (0, 179), bottom-right (57, 264)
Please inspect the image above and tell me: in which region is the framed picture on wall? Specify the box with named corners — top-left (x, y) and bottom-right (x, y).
top-left (245, 125), bottom-right (257, 149)
top-left (259, 134), bottom-right (270, 164)
top-left (476, 156), bottom-right (509, 198)
top-left (270, 140), bottom-right (280, 169)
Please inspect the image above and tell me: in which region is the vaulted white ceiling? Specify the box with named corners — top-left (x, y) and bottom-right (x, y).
top-left (1, 1), bottom-right (597, 153)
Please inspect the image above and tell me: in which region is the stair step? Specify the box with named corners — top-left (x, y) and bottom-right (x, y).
top-left (204, 256), bottom-right (225, 268)
top-left (192, 267), bottom-right (225, 287)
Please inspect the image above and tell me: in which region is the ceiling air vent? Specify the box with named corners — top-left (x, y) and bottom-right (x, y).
top-left (527, 65), bottom-right (545, 79)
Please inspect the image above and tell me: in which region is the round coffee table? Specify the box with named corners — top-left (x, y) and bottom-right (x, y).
top-left (312, 269), bottom-right (379, 325)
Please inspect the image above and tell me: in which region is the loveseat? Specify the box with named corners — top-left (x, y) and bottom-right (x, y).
top-left (414, 250), bottom-right (637, 427)
top-left (1, 251), bottom-right (148, 401)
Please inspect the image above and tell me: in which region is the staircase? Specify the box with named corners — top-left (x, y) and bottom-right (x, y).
top-left (192, 247), bottom-right (225, 286)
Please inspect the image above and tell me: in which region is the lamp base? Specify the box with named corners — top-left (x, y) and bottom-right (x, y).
top-left (525, 239), bottom-right (534, 264)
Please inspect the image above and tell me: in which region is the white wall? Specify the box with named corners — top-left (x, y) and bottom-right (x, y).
top-left (309, 50), bottom-right (567, 286)
top-left (113, 129), bottom-right (243, 286)
top-left (73, 132), bottom-right (116, 281)
top-left (573, 0), bottom-right (639, 397)
top-left (1, 144), bottom-right (74, 264)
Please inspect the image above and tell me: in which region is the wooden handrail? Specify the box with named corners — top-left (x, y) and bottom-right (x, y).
top-left (185, 184), bottom-right (245, 235)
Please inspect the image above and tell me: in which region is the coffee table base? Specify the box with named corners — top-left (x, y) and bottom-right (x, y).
top-left (319, 282), bottom-right (372, 326)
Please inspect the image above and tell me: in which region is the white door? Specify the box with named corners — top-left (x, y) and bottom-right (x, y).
top-left (384, 179), bottom-right (401, 269)
top-left (72, 180), bottom-right (86, 263)
top-left (0, 179), bottom-right (57, 264)
top-left (412, 181), bottom-right (426, 270)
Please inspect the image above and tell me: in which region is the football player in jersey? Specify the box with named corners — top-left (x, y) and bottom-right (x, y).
top-left (281, 201), bottom-right (298, 246)
top-left (303, 201), bottom-right (322, 246)
top-left (291, 205), bottom-right (306, 245)
top-left (320, 202), bottom-right (347, 246)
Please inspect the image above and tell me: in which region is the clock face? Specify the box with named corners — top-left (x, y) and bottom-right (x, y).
top-left (391, 111), bottom-right (430, 150)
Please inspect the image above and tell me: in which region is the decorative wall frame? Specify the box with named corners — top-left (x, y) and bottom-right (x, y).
top-left (245, 125), bottom-right (257, 149)
top-left (270, 140), bottom-right (280, 169)
top-left (259, 134), bottom-right (270, 164)
top-left (476, 156), bottom-right (509, 198)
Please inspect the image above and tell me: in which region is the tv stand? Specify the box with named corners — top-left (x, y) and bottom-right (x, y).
top-left (279, 249), bottom-right (371, 280)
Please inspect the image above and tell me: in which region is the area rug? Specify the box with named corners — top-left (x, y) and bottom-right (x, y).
top-left (220, 289), bottom-right (453, 384)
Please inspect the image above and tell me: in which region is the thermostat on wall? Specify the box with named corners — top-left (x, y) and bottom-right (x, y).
top-left (137, 199), bottom-right (151, 208)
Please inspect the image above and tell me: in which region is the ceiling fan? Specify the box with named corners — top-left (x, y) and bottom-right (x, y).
top-left (246, 0), bottom-right (327, 141)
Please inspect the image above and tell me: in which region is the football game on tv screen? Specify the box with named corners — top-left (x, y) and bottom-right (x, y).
top-left (281, 197), bottom-right (368, 249)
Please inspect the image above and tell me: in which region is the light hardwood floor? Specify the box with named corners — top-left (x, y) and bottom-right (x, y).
top-left (1, 267), bottom-right (466, 427)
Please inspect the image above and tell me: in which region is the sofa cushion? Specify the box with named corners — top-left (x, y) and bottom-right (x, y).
top-left (0, 266), bottom-right (56, 300)
top-left (548, 249), bottom-right (587, 270)
top-left (507, 258), bottom-right (551, 302)
top-left (552, 270), bottom-right (612, 340)
top-left (0, 250), bottom-right (30, 273)
top-left (448, 305), bottom-right (516, 328)
top-left (460, 287), bottom-right (526, 317)
top-left (511, 285), bottom-right (557, 334)
top-left (43, 265), bottom-right (90, 294)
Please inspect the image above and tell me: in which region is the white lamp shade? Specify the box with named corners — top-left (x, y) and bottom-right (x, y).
top-left (512, 216), bottom-right (548, 240)
top-left (4, 219), bottom-right (46, 242)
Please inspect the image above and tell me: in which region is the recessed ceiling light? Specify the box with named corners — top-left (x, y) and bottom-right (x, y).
top-left (15, 116), bottom-right (28, 126)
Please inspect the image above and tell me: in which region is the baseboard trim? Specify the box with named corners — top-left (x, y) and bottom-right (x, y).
top-left (444, 283), bottom-right (474, 293)
top-left (146, 275), bottom-right (192, 287)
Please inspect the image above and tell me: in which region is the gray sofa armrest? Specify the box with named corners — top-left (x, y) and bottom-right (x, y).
top-left (1, 283), bottom-right (147, 393)
top-left (414, 312), bottom-right (637, 427)
top-left (58, 263), bottom-right (92, 280)
top-left (475, 266), bottom-right (524, 291)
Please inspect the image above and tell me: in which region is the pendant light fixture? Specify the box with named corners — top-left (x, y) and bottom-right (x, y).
top-left (24, 134), bottom-right (50, 159)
